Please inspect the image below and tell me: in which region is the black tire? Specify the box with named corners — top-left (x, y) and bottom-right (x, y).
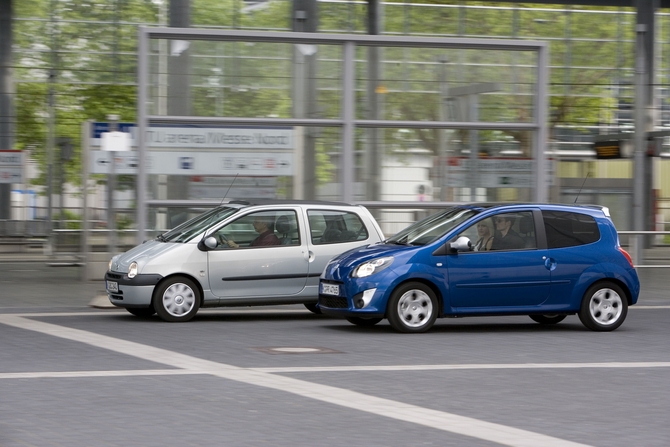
top-left (153, 276), bottom-right (201, 322)
top-left (126, 307), bottom-right (156, 317)
top-left (578, 281), bottom-right (628, 331)
top-left (529, 314), bottom-right (566, 325)
top-left (304, 302), bottom-right (322, 314)
top-left (386, 282), bottom-right (438, 333)
top-left (346, 317), bottom-right (383, 327)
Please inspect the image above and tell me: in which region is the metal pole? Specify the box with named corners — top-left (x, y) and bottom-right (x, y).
top-left (633, 24), bottom-right (647, 264)
top-left (107, 114), bottom-right (118, 255)
top-left (46, 0), bottom-right (57, 248)
top-left (533, 43), bottom-right (549, 203)
top-left (437, 57), bottom-right (449, 201)
top-left (0, 0), bottom-right (13, 219)
top-left (80, 120), bottom-right (90, 280)
top-left (469, 94), bottom-right (478, 201)
top-left (342, 42), bottom-right (355, 202)
top-left (137, 27), bottom-right (148, 244)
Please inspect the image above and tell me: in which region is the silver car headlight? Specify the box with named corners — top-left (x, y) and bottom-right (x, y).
top-left (352, 256), bottom-right (394, 278)
top-left (128, 261), bottom-right (138, 279)
top-left (108, 259), bottom-right (113, 271)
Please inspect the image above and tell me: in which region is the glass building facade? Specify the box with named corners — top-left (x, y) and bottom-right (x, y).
top-left (11, 1), bottom-right (670, 234)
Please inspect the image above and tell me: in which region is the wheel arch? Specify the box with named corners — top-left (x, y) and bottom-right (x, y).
top-left (153, 272), bottom-right (205, 306)
top-left (583, 277), bottom-right (633, 307)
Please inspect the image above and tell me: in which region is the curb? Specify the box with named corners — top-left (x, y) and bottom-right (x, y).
top-left (89, 294), bottom-right (119, 309)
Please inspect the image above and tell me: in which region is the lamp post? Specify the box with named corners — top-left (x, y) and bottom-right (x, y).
top-left (106, 114), bottom-right (119, 255)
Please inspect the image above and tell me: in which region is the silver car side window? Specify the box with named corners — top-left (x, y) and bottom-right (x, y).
top-left (307, 210), bottom-right (368, 245)
top-left (213, 210), bottom-right (300, 249)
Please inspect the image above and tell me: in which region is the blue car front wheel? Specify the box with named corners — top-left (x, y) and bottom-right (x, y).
top-left (387, 282), bottom-right (438, 333)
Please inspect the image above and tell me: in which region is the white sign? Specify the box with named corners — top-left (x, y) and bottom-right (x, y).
top-left (0, 150), bottom-right (23, 184)
top-left (101, 131), bottom-right (131, 152)
top-left (92, 126), bottom-right (293, 150)
top-left (90, 150), bottom-right (293, 176)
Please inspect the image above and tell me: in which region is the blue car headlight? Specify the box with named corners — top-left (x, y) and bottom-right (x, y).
top-left (352, 256), bottom-right (394, 278)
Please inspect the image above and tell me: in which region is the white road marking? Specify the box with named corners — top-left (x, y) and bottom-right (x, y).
top-left (0, 369), bottom-right (198, 379)
top-left (0, 314), bottom-right (593, 447)
top-left (252, 361), bottom-right (670, 373)
top-left (4, 361), bottom-right (670, 380)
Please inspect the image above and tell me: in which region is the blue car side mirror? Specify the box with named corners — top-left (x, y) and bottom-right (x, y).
top-left (448, 236), bottom-right (472, 254)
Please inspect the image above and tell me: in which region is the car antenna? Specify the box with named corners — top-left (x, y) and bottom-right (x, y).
top-left (200, 173), bottom-right (239, 243)
top-left (574, 171), bottom-right (590, 204)
top-left (220, 173), bottom-right (238, 206)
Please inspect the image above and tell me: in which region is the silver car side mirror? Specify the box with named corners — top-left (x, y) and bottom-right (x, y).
top-left (204, 236), bottom-right (218, 250)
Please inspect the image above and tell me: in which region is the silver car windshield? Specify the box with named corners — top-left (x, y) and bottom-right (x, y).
top-left (158, 207), bottom-right (238, 243)
top-left (386, 208), bottom-right (478, 246)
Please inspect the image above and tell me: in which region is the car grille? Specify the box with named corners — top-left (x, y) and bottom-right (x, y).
top-left (107, 273), bottom-right (123, 280)
top-left (319, 296), bottom-right (349, 309)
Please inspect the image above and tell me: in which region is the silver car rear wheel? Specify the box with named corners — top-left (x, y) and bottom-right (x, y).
top-left (154, 276), bottom-right (201, 322)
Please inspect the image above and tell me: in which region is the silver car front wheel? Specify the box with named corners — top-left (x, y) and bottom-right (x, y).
top-left (154, 276), bottom-right (201, 322)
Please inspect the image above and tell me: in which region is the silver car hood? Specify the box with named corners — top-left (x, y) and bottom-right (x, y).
top-left (112, 240), bottom-right (185, 272)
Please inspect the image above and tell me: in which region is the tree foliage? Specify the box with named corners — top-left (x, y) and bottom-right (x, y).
top-left (12, 0), bottom-right (637, 187)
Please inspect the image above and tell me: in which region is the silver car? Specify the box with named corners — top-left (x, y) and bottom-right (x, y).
top-left (105, 200), bottom-right (384, 322)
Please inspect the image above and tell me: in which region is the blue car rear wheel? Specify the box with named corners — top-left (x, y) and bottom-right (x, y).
top-left (578, 281), bottom-right (628, 331)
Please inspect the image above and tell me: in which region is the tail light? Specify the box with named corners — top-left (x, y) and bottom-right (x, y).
top-left (618, 247), bottom-right (634, 268)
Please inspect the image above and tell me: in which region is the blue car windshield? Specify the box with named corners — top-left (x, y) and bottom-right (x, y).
top-left (386, 208), bottom-right (478, 246)
top-left (158, 207), bottom-right (238, 243)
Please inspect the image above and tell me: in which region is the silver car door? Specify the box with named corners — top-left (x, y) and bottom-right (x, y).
top-left (207, 209), bottom-right (309, 299)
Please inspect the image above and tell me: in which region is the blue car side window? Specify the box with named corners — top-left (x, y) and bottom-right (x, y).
top-left (489, 212), bottom-right (536, 251)
top-left (543, 211), bottom-right (599, 248)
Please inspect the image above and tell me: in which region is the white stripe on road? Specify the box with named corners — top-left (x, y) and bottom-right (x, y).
top-left (0, 369), bottom-right (198, 379)
top-left (252, 361), bottom-right (670, 373)
top-left (4, 361), bottom-right (670, 379)
top-left (0, 314), bottom-right (592, 447)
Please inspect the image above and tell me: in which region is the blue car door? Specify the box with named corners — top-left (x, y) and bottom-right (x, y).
top-left (445, 210), bottom-right (551, 310)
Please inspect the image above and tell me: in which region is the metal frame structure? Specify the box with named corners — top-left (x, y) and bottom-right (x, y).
top-left (137, 28), bottom-right (549, 244)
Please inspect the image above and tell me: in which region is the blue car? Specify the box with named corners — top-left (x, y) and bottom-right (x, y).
top-left (319, 203), bottom-right (640, 333)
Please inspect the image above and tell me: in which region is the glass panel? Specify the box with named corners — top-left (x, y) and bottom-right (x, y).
top-left (489, 211), bottom-right (535, 251)
top-left (307, 210), bottom-right (368, 245)
top-left (543, 211), bottom-right (600, 248)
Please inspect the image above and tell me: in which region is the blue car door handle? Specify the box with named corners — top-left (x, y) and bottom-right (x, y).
top-left (543, 256), bottom-right (557, 271)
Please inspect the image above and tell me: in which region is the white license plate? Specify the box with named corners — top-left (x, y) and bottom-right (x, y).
top-left (321, 283), bottom-right (339, 296)
top-left (106, 281), bottom-right (118, 293)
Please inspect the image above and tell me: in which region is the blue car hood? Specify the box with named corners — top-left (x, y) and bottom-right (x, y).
top-left (332, 242), bottom-right (415, 269)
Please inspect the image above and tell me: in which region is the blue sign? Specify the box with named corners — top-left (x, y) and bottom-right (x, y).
top-left (92, 122), bottom-right (135, 139)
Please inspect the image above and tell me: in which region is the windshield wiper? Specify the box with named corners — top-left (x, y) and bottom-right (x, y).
top-left (386, 236), bottom-right (410, 245)
top-left (156, 234), bottom-right (167, 242)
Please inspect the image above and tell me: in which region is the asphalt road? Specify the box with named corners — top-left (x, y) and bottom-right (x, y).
top-left (1, 262), bottom-right (669, 447)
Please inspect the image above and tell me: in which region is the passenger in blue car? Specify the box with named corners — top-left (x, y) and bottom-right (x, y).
top-left (490, 215), bottom-right (525, 250)
top-left (473, 220), bottom-right (494, 251)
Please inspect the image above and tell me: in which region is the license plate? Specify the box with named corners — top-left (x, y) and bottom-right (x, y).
top-left (106, 281), bottom-right (118, 293)
top-left (321, 283), bottom-right (339, 296)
